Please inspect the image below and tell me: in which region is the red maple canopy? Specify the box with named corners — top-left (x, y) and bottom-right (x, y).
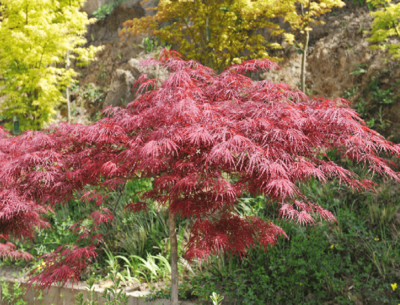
top-left (0, 49), bottom-right (399, 289)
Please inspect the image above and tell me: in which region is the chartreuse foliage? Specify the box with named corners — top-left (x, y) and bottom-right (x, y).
top-left (288, 0), bottom-right (345, 36)
top-left (121, 0), bottom-right (347, 73)
top-left (121, 0), bottom-right (301, 72)
top-left (1, 50), bottom-right (400, 299)
top-left (0, 0), bottom-right (102, 131)
top-left (367, 0), bottom-right (400, 60)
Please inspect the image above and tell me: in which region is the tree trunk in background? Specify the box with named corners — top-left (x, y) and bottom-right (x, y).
top-left (300, 3), bottom-right (309, 93)
top-left (66, 51), bottom-right (71, 123)
top-left (66, 86), bottom-right (71, 124)
top-left (300, 30), bottom-right (309, 93)
top-left (169, 212), bottom-right (179, 305)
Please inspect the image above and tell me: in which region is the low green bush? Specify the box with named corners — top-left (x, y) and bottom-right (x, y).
top-left (93, 0), bottom-right (128, 21)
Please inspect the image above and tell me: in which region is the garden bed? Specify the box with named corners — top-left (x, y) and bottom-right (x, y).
top-left (0, 266), bottom-right (196, 305)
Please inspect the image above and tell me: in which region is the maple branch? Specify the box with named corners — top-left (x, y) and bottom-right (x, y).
top-left (111, 163), bottom-right (139, 216)
top-left (112, 186), bottom-right (124, 216)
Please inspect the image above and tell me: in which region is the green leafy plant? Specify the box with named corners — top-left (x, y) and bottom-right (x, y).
top-left (142, 38), bottom-right (155, 54)
top-left (99, 247), bottom-right (130, 305)
top-left (75, 278), bottom-right (99, 305)
top-left (349, 65), bottom-right (368, 75)
top-left (210, 292), bottom-right (224, 305)
top-left (0, 277), bottom-right (28, 305)
top-left (368, 76), bottom-right (397, 105)
top-left (135, 37), bottom-right (172, 54)
top-left (376, 106), bottom-right (391, 130)
top-left (15, 210), bottom-right (90, 261)
top-left (367, 117), bottom-right (376, 128)
top-left (93, 0), bottom-right (129, 21)
top-left (343, 86), bottom-right (359, 100)
top-left (97, 64), bottom-right (108, 81)
top-left (104, 248), bottom-right (137, 287)
top-left (83, 84), bottom-right (105, 100)
top-left (120, 253), bottom-right (171, 284)
top-left (355, 99), bottom-right (369, 117)
top-left (101, 272), bottom-right (130, 305)
top-left (93, 3), bottom-right (114, 21)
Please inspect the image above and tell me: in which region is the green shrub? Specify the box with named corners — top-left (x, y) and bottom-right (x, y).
top-left (93, 0), bottom-right (128, 21)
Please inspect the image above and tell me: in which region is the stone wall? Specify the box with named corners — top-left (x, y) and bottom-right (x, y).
top-left (0, 267), bottom-right (195, 305)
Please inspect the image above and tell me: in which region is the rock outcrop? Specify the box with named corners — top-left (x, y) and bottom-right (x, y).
top-left (103, 69), bottom-right (135, 107)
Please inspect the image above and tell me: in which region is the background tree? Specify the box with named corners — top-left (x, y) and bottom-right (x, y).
top-left (367, 0), bottom-right (400, 60)
top-left (0, 0), bottom-right (102, 131)
top-left (1, 50), bottom-right (400, 305)
top-left (121, 0), bottom-right (299, 72)
top-left (287, 0), bottom-right (345, 92)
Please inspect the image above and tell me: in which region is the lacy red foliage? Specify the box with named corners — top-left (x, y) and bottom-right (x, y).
top-left (1, 49), bottom-right (400, 288)
top-left (0, 241), bottom-right (32, 261)
top-left (27, 245), bottom-right (97, 291)
top-left (185, 213), bottom-right (288, 261)
top-left (124, 201), bottom-right (148, 213)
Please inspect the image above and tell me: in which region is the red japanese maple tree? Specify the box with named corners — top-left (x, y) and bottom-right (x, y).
top-left (1, 49), bottom-right (399, 304)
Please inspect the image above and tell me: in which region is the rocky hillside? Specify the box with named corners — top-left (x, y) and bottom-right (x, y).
top-left (265, 3), bottom-right (400, 141)
top-left (69, 1), bottom-right (400, 141)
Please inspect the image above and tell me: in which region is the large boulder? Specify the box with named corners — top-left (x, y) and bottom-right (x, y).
top-left (103, 69), bottom-right (135, 107)
top-left (102, 56), bottom-right (170, 108)
top-left (128, 57), bottom-right (169, 82)
top-left (86, 2), bottom-right (145, 44)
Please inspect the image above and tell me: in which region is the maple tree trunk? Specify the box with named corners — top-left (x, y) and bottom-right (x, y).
top-left (169, 212), bottom-right (179, 305)
top-left (300, 30), bottom-right (309, 93)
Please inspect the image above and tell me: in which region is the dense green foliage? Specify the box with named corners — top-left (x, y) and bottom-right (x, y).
top-left (93, 0), bottom-right (129, 21)
top-left (177, 155), bottom-right (400, 304)
top-left (0, 277), bottom-right (28, 305)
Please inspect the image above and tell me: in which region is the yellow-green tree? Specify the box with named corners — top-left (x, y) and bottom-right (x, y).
top-left (287, 0), bottom-right (345, 92)
top-left (121, 0), bottom-right (299, 73)
top-left (367, 0), bottom-right (400, 60)
top-left (0, 0), bottom-right (102, 131)
top-left (121, 0), bottom-right (345, 77)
